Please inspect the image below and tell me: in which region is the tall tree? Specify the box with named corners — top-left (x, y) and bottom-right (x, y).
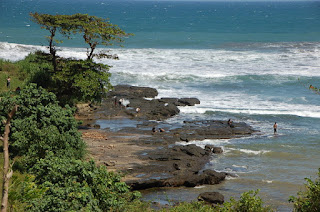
top-left (30, 13), bottom-right (71, 72)
top-left (1, 105), bottom-right (18, 212)
top-left (71, 14), bottom-right (131, 60)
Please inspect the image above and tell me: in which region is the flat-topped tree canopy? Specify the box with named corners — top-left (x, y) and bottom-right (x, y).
top-left (30, 12), bottom-right (132, 60)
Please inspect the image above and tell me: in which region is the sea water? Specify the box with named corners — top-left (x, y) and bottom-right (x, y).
top-left (1, 0), bottom-right (320, 211)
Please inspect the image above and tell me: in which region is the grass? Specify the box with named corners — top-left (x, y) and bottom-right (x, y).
top-left (0, 59), bottom-right (25, 93)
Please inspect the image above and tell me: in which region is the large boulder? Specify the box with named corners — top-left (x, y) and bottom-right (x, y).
top-left (108, 84), bottom-right (158, 98)
top-left (198, 192), bottom-right (224, 204)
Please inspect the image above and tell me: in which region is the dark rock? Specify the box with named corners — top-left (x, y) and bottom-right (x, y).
top-left (173, 163), bottom-right (181, 170)
top-left (160, 98), bottom-right (179, 105)
top-left (180, 144), bottom-right (207, 157)
top-left (212, 147), bottom-right (223, 154)
top-left (201, 169), bottom-right (227, 184)
top-left (180, 135), bottom-right (189, 142)
top-left (178, 98), bottom-right (200, 106)
top-left (205, 145), bottom-right (215, 154)
top-left (160, 97), bottom-right (200, 106)
top-left (104, 161), bottom-right (115, 166)
top-left (198, 192), bottom-right (224, 204)
top-left (108, 84), bottom-right (158, 98)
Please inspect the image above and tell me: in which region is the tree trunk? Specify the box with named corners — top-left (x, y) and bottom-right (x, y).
top-left (49, 29), bottom-right (57, 72)
top-left (87, 43), bottom-right (96, 60)
top-left (1, 105), bottom-right (18, 212)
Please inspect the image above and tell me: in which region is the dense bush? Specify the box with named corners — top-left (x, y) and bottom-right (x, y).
top-left (23, 153), bottom-right (140, 211)
top-left (0, 84), bottom-right (86, 168)
top-left (289, 168), bottom-right (320, 212)
top-left (221, 190), bottom-right (273, 212)
top-left (53, 58), bottom-right (112, 105)
top-left (17, 51), bottom-right (112, 105)
top-left (17, 51), bottom-right (54, 88)
top-left (0, 84), bottom-right (142, 211)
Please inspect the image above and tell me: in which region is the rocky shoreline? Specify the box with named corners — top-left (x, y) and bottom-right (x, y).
top-left (77, 85), bottom-right (257, 204)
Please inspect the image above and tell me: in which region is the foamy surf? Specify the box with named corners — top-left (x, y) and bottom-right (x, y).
top-left (225, 148), bottom-right (270, 156)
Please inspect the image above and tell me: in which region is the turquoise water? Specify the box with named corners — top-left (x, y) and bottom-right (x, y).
top-left (1, 0), bottom-right (320, 47)
top-left (1, 1), bottom-right (320, 211)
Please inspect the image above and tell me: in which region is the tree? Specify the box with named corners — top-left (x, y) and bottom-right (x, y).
top-left (29, 13), bottom-right (68, 72)
top-left (29, 13), bottom-right (131, 104)
top-left (69, 14), bottom-right (131, 60)
top-left (1, 106), bottom-right (18, 212)
top-left (30, 13), bottom-right (132, 61)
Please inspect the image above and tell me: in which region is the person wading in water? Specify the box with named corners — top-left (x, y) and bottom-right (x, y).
top-left (273, 122), bottom-right (278, 134)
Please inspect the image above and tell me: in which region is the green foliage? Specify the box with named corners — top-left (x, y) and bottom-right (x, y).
top-left (29, 13), bottom-right (74, 56)
top-left (53, 59), bottom-right (112, 104)
top-left (25, 154), bottom-right (140, 211)
top-left (289, 168), bottom-right (320, 212)
top-left (0, 85), bottom-right (141, 211)
top-left (220, 190), bottom-right (273, 212)
top-left (0, 59), bottom-right (25, 92)
top-left (29, 12), bottom-right (130, 104)
top-left (0, 84), bottom-right (86, 168)
top-left (17, 51), bottom-right (54, 88)
top-left (12, 51), bottom-right (111, 105)
top-left (8, 174), bottom-right (47, 211)
top-left (163, 201), bottom-right (215, 212)
top-left (67, 13), bottom-right (132, 60)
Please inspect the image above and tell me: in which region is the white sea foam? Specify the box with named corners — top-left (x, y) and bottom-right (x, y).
top-left (1, 41), bottom-right (320, 119)
top-left (226, 148), bottom-right (270, 155)
top-left (2, 42), bottom-right (319, 77)
top-left (176, 139), bottom-right (230, 148)
top-left (262, 179), bottom-right (273, 184)
top-left (177, 95), bottom-right (320, 119)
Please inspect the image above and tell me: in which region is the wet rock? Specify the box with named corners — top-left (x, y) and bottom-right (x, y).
top-left (104, 161), bottom-right (116, 166)
top-left (108, 84), bottom-right (158, 98)
top-left (178, 98), bottom-right (200, 106)
top-left (127, 169), bottom-right (227, 190)
top-left (160, 97), bottom-right (200, 106)
top-left (205, 144), bottom-right (215, 153)
top-left (176, 144), bottom-right (207, 157)
top-left (198, 192), bottom-right (224, 204)
top-left (212, 147), bottom-right (223, 154)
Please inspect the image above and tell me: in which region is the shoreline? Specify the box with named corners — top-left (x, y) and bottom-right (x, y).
top-left (77, 85), bottom-right (257, 198)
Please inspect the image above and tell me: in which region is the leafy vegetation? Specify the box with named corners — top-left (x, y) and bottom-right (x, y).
top-left (28, 12), bottom-right (130, 105)
top-left (0, 59), bottom-right (25, 92)
top-left (0, 84), bottom-right (85, 169)
top-left (0, 84), bottom-right (141, 211)
top-left (24, 154), bottom-right (140, 211)
top-left (2, 11), bottom-right (320, 212)
top-left (289, 168), bottom-right (320, 212)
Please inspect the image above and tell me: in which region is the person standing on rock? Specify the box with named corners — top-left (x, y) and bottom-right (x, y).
top-left (273, 122), bottom-right (277, 134)
top-left (227, 119), bottom-right (232, 126)
top-left (227, 119), bottom-right (234, 128)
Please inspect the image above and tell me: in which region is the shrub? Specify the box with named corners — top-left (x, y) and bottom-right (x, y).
top-left (0, 84), bottom-right (86, 168)
top-left (221, 190), bottom-right (273, 212)
top-left (26, 154), bottom-right (140, 211)
top-left (289, 168), bottom-right (320, 212)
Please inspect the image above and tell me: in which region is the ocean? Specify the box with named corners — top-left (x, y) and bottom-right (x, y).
top-left (1, 0), bottom-right (320, 211)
